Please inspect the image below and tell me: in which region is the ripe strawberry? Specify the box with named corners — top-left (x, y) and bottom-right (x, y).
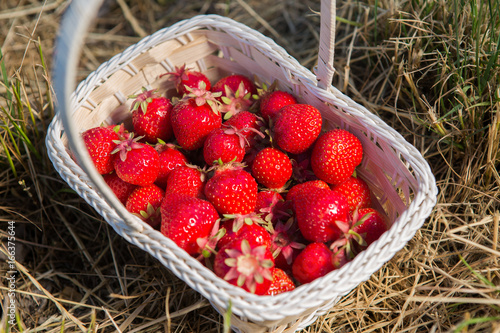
top-left (130, 88), bottom-right (173, 144)
top-left (272, 104), bottom-right (322, 154)
top-left (286, 180), bottom-right (330, 210)
top-left (213, 238), bottom-right (274, 295)
top-left (259, 90), bottom-right (297, 122)
top-left (294, 187), bottom-right (349, 243)
top-left (204, 163), bottom-right (258, 215)
top-left (292, 242), bottom-right (335, 284)
top-left (265, 267), bottom-right (295, 295)
top-left (112, 136), bottom-right (160, 186)
top-left (161, 193), bottom-right (220, 256)
top-left (103, 172), bottom-right (137, 204)
top-left (255, 190), bottom-right (289, 224)
top-left (270, 218), bottom-right (305, 272)
top-left (165, 164), bottom-right (206, 198)
top-left (218, 215), bottom-right (271, 250)
top-left (212, 74), bottom-right (257, 101)
top-left (154, 143), bottom-right (188, 189)
top-left (218, 82), bottom-right (255, 119)
top-left (331, 176), bottom-right (372, 213)
top-left (125, 184), bottom-right (164, 228)
top-left (82, 126), bottom-right (119, 174)
top-left (251, 148), bottom-right (292, 190)
top-left (170, 86), bottom-right (222, 150)
top-left (311, 129), bottom-right (363, 185)
top-left (203, 127), bottom-right (246, 165)
top-left (352, 208), bottom-right (388, 251)
top-left (161, 64), bottom-right (211, 96)
top-left (223, 111), bottom-right (264, 144)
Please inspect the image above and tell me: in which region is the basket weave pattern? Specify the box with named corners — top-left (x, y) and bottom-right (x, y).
top-left (46, 7), bottom-right (438, 333)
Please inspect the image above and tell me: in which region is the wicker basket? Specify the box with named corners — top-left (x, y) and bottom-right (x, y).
top-left (46, 0), bottom-right (438, 331)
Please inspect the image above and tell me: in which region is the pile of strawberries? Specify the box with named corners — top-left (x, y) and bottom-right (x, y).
top-left (80, 65), bottom-right (389, 296)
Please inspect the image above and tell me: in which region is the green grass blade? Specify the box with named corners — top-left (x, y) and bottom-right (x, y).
top-left (0, 133), bottom-right (17, 178)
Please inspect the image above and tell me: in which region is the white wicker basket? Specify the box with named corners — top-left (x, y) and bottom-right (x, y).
top-left (46, 0), bottom-right (438, 331)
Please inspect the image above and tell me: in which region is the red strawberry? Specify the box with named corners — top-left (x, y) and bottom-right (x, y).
top-left (213, 238), bottom-right (274, 295)
top-left (270, 218), bottom-right (305, 272)
top-left (212, 74), bottom-right (257, 101)
top-left (218, 82), bottom-right (255, 119)
top-left (165, 164), bottom-right (206, 198)
top-left (112, 136), bottom-right (160, 186)
top-left (265, 267), bottom-right (295, 295)
top-left (331, 176), bottom-right (372, 212)
top-left (218, 215), bottom-right (271, 250)
top-left (294, 187), bottom-right (349, 243)
top-left (273, 104), bottom-right (322, 154)
top-left (286, 180), bottom-right (330, 210)
top-left (103, 172), bottom-right (137, 204)
top-left (125, 184), bottom-right (164, 228)
top-left (223, 111), bottom-right (264, 144)
top-left (259, 90), bottom-right (297, 122)
top-left (161, 193), bottom-right (219, 256)
top-left (154, 143), bottom-right (188, 189)
top-left (161, 64), bottom-right (211, 96)
top-left (352, 208), bottom-right (388, 251)
top-left (251, 148), bottom-right (293, 190)
top-left (311, 129), bottom-right (363, 185)
top-left (203, 127), bottom-right (246, 165)
top-left (255, 190), bottom-right (289, 224)
top-left (82, 126), bottom-right (119, 174)
top-left (292, 242), bottom-right (335, 284)
top-left (170, 87), bottom-right (222, 150)
top-left (204, 163), bottom-right (258, 215)
top-left (130, 88), bottom-right (173, 144)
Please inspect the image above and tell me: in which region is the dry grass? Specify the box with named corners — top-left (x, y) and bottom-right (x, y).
top-left (1, 0), bottom-right (499, 332)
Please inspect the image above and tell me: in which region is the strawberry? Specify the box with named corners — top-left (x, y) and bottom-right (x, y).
top-left (352, 208), bottom-right (388, 251)
top-left (154, 143), bottom-right (188, 189)
top-left (223, 111), bottom-right (264, 144)
top-left (161, 64), bottom-right (211, 96)
top-left (112, 135), bottom-right (160, 186)
top-left (161, 193), bottom-right (220, 256)
top-left (218, 82), bottom-right (255, 119)
top-left (203, 127), bottom-right (246, 165)
top-left (165, 164), bottom-right (206, 198)
top-left (311, 129), bottom-right (363, 185)
top-left (292, 242), bottom-right (335, 284)
top-left (331, 176), bottom-right (372, 213)
top-left (286, 180), bottom-right (330, 211)
top-left (251, 147), bottom-right (293, 190)
top-left (255, 190), bottom-right (290, 224)
top-left (259, 90), bottom-right (297, 122)
top-left (204, 163), bottom-right (258, 215)
top-left (170, 86), bottom-right (222, 150)
top-left (82, 125), bottom-right (119, 174)
top-left (270, 218), bottom-right (305, 272)
top-left (294, 187), bottom-right (349, 243)
top-left (272, 104), bottom-right (322, 154)
top-left (217, 215), bottom-right (271, 250)
top-left (130, 88), bottom-right (173, 144)
top-left (265, 267), bottom-right (295, 295)
top-left (213, 238), bottom-right (274, 295)
top-left (103, 172), bottom-right (137, 204)
top-left (125, 184), bottom-right (164, 228)
top-left (212, 74), bottom-right (257, 101)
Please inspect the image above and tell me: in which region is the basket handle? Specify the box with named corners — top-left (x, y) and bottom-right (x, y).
top-left (53, 0), bottom-right (146, 232)
top-left (316, 0), bottom-right (337, 89)
top-left (52, 0), bottom-right (337, 232)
